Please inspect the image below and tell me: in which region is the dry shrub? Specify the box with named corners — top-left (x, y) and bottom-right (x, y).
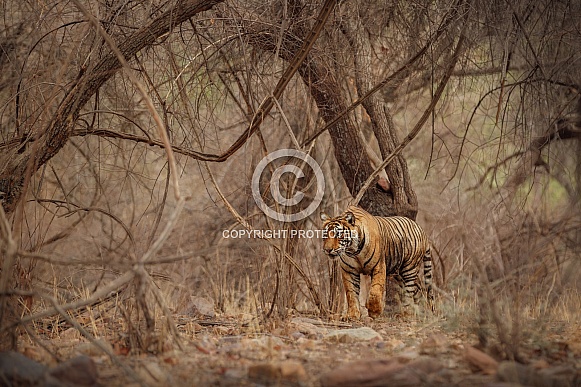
top-left (1, 1), bottom-right (580, 366)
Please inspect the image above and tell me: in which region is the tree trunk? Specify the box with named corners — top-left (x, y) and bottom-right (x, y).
top-left (245, 24), bottom-right (407, 218)
top-left (342, 14), bottom-right (418, 219)
top-left (0, 0), bottom-right (224, 215)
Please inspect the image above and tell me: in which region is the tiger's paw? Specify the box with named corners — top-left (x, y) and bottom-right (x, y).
top-left (366, 301), bottom-right (384, 319)
top-left (341, 309), bottom-right (361, 321)
top-left (366, 306), bottom-right (383, 319)
top-left (340, 315), bottom-right (360, 322)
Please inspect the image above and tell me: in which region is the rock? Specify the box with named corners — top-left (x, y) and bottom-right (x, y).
top-left (408, 357), bottom-right (448, 386)
top-left (290, 331), bottom-right (306, 340)
top-left (497, 362), bottom-right (541, 386)
top-left (60, 327), bottom-right (81, 341)
top-left (0, 352), bottom-right (99, 387)
top-left (464, 345), bottom-right (499, 375)
top-left (396, 349), bottom-right (420, 361)
top-left (137, 361), bottom-right (169, 386)
top-left (193, 334), bottom-right (217, 355)
top-left (223, 367), bottom-right (246, 380)
top-left (320, 358), bottom-right (419, 387)
top-left (75, 339), bottom-right (114, 357)
top-left (498, 362), bottom-right (580, 387)
top-left (531, 359), bottom-right (550, 370)
top-left (419, 333), bottom-right (448, 355)
top-left (186, 296), bottom-right (216, 318)
top-left (47, 355), bottom-right (98, 386)
top-left (383, 338), bottom-right (405, 351)
top-left (290, 317), bottom-right (330, 326)
top-left (0, 351), bottom-right (47, 385)
top-left (248, 360), bottom-right (307, 384)
top-left (219, 336), bottom-right (285, 360)
top-left (289, 317), bottom-right (325, 338)
top-left (538, 365), bottom-right (579, 386)
top-left (242, 336), bottom-right (285, 351)
top-left (408, 356), bottom-right (442, 374)
top-left (296, 337), bottom-right (317, 351)
top-left (428, 368), bottom-right (456, 386)
top-left (324, 327), bottom-right (382, 343)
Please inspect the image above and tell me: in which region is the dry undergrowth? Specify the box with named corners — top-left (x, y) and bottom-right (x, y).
top-left (11, 281), bottom-right (581, 386)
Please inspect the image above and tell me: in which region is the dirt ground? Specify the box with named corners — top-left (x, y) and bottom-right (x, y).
top-left (17, 311), bottom-right (581, 387)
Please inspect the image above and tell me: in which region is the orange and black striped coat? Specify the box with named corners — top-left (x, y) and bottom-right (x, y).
top-left (321, 205), bottom-right (433, 319)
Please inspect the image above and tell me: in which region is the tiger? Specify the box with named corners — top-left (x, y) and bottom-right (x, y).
top-left (320, 205), bottom-right (434, 319)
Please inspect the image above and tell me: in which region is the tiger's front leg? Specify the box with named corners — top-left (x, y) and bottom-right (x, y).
top-left (341, 269), bottom-right (361, 320)
top-left (366, 258), bottom-right (386, 318)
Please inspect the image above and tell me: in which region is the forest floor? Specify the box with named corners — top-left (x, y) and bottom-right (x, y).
top-left (13, 309), bottom-right (581, 386)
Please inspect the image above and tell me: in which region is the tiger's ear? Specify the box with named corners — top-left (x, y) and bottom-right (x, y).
top-left (345, 211), bottom-right (355, 225)
top-left (320, 213), bottom-right (330, 221)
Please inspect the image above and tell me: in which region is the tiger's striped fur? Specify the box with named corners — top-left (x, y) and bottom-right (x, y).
top-left (321, 205), bottom-right (433, 319)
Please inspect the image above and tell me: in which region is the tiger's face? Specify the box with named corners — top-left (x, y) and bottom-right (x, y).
top-left (320, 211), bottom-right (360, 258)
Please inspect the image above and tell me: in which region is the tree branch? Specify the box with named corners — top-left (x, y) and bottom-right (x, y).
top-left (301, 0), bottom-right (465, 147)
top-left (1, 0), bottom-right (225, 214)
top-left (353, 23), bottom-right (468, 205)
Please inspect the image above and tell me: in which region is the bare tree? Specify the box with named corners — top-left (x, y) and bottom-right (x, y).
top-left (0, 0), bottom-right (224, 215)
top-left (0, 0), bottom-right (579, 365)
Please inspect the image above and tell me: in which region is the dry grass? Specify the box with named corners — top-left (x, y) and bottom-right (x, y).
top-left (1, 1), bottom-right (580, 384)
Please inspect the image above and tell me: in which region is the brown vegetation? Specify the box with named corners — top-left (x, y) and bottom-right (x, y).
top-left (0, 0), bottom-right (580, 385)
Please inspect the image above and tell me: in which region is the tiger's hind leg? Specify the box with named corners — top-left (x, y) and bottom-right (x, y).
top-left (400, 266), bottom-right (421, 311)
top-left (423, 248), bottom-right (435, 311)
top-left (391, 274), bottom-right (405, 307)
top-left (390, 274), bottom-right (417, 317)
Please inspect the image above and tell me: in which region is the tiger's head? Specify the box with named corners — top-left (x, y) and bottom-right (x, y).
top-left (320, 210), bottom-right (361, 258)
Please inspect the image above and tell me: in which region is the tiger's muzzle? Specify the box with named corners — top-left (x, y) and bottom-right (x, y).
top-left (323, 246), bottom-right (340, 256)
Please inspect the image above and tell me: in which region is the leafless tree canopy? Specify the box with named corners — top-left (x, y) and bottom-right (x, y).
top-left (0, 0), bottom-right (579, 367)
